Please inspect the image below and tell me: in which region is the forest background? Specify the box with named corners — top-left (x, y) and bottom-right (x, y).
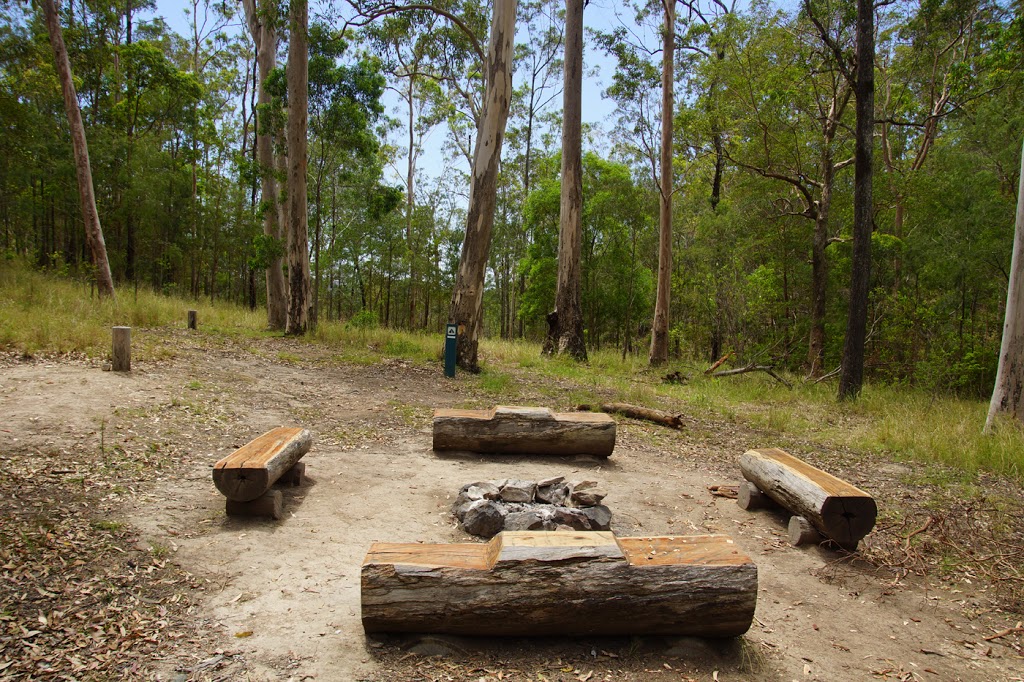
top-left (1, 0), bottom-right (1022, 398)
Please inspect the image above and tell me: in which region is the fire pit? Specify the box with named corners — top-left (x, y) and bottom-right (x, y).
top-left (451, 477), bottom-right (611, 538)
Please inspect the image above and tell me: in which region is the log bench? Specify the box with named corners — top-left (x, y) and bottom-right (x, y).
top-left (213, 427), bottom-right (312, 519)
top-left (361, 530), bottom-right (757, 637)
top-left (738, 448), bottom-right (877, 549)
top-left (432, 406), bottom-right (616, 458)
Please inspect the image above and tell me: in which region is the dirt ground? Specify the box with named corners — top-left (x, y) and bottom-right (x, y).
top-left (2, 328), bottom-right (1023, 681)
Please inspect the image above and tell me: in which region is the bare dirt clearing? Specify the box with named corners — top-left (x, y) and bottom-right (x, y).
top-left (2, 329), bottom-right (1023, 681)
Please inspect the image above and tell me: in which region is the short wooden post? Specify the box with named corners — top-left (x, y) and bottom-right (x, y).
top-left (111, 326), bottom-right (131, 372)
top-left (737, 481), bottom-right (771, 511)
top-left (788, 515), bottom-right (821, 546)
top-left (187, 310), bottom-right (197, 330)
top-left (226, 489), bottom-right (283, 520)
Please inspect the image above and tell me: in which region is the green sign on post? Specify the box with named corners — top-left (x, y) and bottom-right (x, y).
top-left (444, 323), bottom-right (457, 378)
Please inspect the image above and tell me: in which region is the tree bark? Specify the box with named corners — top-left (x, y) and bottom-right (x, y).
top-left (738, 448), bottom-right (876, 548)
top-left (213, 427), bottom-right (312, 501)
top-left (285, 0), bottom-right (311, 335)
top-left (448, 0), bottom-right (517, 371)
top-left (649, 0), bottom-right (674, 366)
top-left (242, 0), bottom-right (288, 331)
top-left (985, 141), bottom-right (1024, 432)
top-left (547, 0), bottom-right (586, 360)
top-left (41, 0), bottom-right (115, 298)
top-left (433, 406), bottom-right (615, 457)
top-left (838, 0), bottom-right (875, 400)
top-left (361, 531), bottom-right (757, 637)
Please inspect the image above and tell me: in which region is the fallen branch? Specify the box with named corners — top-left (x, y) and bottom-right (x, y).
top-left (707, 484), bottom-right (738, 499)
top-left (983, 622), bottom-right (1024, 642)
top-left (810, 365), bottom-right (842, 385)
top-left (576, 403), bottom-right (685, 429)
top-left (711, 364), bottom-right (793, 388)
top-left (704, 352), bottom-right (734, 374)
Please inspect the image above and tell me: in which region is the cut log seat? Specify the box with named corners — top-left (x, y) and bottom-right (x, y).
top-left (432, 406), bottom-right (616, 458)
top-left (361, 530), bottom-right (757, 637)
top-left (213, 427), bottom-right (312, 502)
top-left (738, 448), bottom-right (877, 548)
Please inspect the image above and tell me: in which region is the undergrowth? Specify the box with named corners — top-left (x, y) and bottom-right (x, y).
top-left (2, 261), bottom-right (1023, 481)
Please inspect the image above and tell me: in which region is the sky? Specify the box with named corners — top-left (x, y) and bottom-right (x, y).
top-left (143, 0), bottom-right (644, 188)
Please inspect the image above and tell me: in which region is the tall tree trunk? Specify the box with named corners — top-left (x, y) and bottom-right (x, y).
top-left (808, 151), bottom-right (831, 376)
top-left (838, 0), bottom-right (875, 400)
top-left (448, 0), bottom-right (517, 372)
top-left (285, 0), bottom-right (310, 335)
top-left (985, 141), bottom-right (1024, 432)
top-left (42, 0), bottom-right (114, 298)
top-left (242, 0), bottom-right (288, 330)
top-left (407, 77), bottom-right (416, 329)
top-left (649, 0), bottom-right (674, 365)
top-left (546, 0), bottom-right (586, 360)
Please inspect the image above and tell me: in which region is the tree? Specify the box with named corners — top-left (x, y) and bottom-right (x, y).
top-left (837, 0), bottom-right (875, 400)
top-left (40, 0), bottom-right (115, 297)
top-left (448, 0), bottom-right (517, 371)
top-left (546, 0), bottom-right (586, 360)
top-left (285, 0), bottom-right (311, 335)
top-left (985, 141), bottom-right (1024, 431)
top-left (649, 0), bottom-right (675, 365)
top-left (242, 0), bottom-right (288, 330)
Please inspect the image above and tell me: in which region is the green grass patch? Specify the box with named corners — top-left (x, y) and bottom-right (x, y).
top-left (0, 259), bottom-right (265, 356)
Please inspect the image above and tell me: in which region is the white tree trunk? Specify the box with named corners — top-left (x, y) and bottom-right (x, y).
top-left (985, 140), bottom-right (1024, 431)
top-left (42, 0), bottom-right (115, 298)
top-left (448, 0), bottom-right (517, 371)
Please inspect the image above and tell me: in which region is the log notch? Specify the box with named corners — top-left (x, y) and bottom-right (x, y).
top-left (738, 448), bottom-right (876, 548)
top-left (213, 427), bottom-right (312, 502)
top-left (432, 406), bottom-right (615, 457)
top-left (361, 530), bottom-right (757, 637)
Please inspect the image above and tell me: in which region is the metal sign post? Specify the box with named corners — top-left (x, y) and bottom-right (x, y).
top-left (444, 323), bottom-right (458, 378)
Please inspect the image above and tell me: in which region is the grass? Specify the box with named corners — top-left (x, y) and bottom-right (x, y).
top-left (3, 260), bottom-right (1023, 481)
top-left (0, 259), bottom-right (264, 357)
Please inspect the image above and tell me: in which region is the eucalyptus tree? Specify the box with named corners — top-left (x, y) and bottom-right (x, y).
top-left (717, 6), bottom-right (854, 375)
top-left (284, 0), bottom-right (311, 334)
top-left (542, 0), bottom-right (586, 359)
top-left (241, 0), bottom-right (288, 329)
top-left (448, 0), bottom-right (517, 371)
top-left (40, 0), bottom-right (115, 297)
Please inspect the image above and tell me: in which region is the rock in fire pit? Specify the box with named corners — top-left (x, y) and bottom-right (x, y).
top-left (451, 477), bottom-right (612, 538)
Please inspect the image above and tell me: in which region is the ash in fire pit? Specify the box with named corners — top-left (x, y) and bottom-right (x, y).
top-left (451, 477), bottom-right (611, 538)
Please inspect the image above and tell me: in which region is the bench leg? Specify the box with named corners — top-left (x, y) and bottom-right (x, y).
top-left (276, 462), bottom-right (306, 487)
top-left (226, 489), bottom-right (283, 520)
top-left (737, 481), bottom-right (772, 511)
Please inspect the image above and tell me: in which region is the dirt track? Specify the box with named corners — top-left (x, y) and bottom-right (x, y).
top-left (1, 329), bottom-right (1022, 681)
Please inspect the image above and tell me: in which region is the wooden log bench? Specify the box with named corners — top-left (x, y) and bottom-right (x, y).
top-left (361, 530), bottom-right (757, 637)
top-left (213, 427), bottom-right (312, 519)
top-left (432, 406), bottom-right (616, 458)
top-left (738, 448), bottom-right (877, 549)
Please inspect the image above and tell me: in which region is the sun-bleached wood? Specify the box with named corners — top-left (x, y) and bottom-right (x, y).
top-left (361, 531), bottom-right (757, 637)
top-left (111, 326), bottom-right (131, 372)
top-left (432, 406), bottom-right (615, 457)
top-left (737, 481), bottom-right (773, 511)
top-left (739, 448), bottom-right (876, 547)
top-left (213, 427), bottom-right (312, 502)
top-left (226, 489), bottom-right (283, 520)
top-left (788, 515), bottom-right (821, 546)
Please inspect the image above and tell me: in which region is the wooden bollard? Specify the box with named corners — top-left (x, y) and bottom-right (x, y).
top-left (111, 326), bottom-right (131, 372)
top-left (188, 310), bottom-right (197, 329)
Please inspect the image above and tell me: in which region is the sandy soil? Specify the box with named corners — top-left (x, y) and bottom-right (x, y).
top-left (1, 328), bottom-right (1022, 681)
